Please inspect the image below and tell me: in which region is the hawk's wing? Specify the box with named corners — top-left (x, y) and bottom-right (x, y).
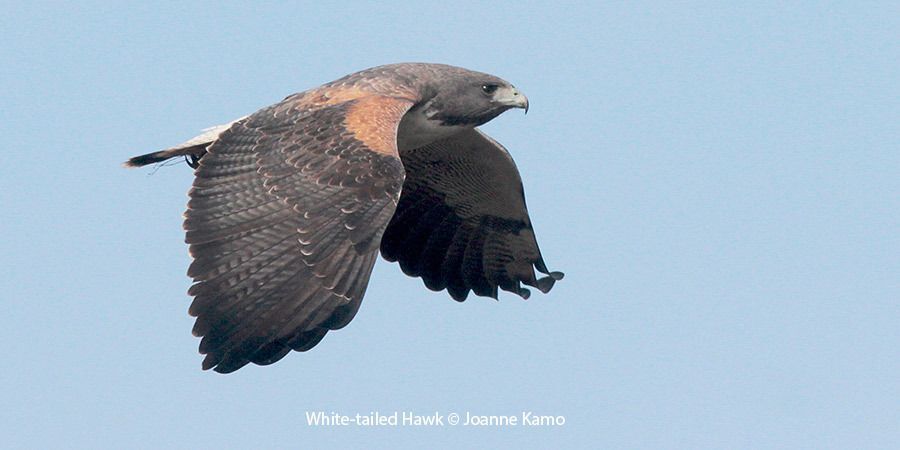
top-left (185, 92), bottom-right (414, 373)
top-left (381, 128), bottom-right (563, 301)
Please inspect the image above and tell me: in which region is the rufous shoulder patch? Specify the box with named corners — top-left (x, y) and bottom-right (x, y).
top-left (344, 95), bottom-right (415, 156)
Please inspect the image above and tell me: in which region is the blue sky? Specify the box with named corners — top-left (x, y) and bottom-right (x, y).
top-left (1, 1), bottom-right (898, 448)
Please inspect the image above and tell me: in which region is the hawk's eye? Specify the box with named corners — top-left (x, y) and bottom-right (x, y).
top-left (481, 84), bottom-right (499, 95)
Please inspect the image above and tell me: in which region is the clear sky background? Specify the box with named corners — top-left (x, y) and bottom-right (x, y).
top-left (2, 2), bottom-right (898, 448)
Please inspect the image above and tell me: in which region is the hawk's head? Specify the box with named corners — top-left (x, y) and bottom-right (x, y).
top-left (384, 63), bottom-right (530, 151)
top-left (421, 68), bottom-right (529, 127)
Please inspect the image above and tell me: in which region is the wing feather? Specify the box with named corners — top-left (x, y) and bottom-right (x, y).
top-left (381, 128), bottom-right (563, 301)
top-left (185, 91), bottom-right (413, 372)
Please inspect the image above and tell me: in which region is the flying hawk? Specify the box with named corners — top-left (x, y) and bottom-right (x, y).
top-left (127, 63), bottom-right (563, 373)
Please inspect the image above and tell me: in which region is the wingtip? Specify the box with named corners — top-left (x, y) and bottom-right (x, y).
top-left (205, 356), bottom-right (247, 374)
top-left (534, 271), bottom-right (564, 293)
top-left (447, 285), bottom-right (470, 302)
top-left (517, 286), bottom-right (532, 300)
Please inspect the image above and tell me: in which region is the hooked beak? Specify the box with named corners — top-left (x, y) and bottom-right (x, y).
top-left (495, 86), bottom-right (529, 114)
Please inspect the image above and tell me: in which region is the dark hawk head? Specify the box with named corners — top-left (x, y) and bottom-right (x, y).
top-left (387, 63), bottom-right (529, 151)
top-left (419, 66), bottom-right (529, 127)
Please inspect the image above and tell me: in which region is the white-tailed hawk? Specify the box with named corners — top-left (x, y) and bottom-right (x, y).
top-left (126, 63), bottom-right (563, 373)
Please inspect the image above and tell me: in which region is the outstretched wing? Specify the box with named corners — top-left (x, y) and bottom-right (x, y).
top-left (185, 91), bottom-right (415, 373)
top-left (380, 128), bottom-right (563, 301)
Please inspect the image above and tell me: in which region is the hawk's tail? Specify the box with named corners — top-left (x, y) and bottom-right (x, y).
top-left (123, 146), bottom-right (206, 168)
top-left (123, 119), bottom-right (243, 168)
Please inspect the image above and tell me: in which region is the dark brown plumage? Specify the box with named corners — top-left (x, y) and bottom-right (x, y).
top-left (127, 63), bottom-right (563, 373)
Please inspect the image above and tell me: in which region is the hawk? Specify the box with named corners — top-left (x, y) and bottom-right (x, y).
top-left (127, 63), bottom-right (563, 373)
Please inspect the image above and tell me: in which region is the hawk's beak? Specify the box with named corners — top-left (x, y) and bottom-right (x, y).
top-left (496, 87), bottom-right (529, 114)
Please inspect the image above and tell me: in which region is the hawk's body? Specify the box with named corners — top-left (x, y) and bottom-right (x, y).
top-left (128, 63), bottom-right (562, 373)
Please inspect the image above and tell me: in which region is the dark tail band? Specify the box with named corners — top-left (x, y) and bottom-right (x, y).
top-left (123, 145), bottom-right (206, 168)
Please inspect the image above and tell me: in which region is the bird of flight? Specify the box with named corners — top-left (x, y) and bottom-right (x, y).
top-left (126, 63), bottom-right (563, 373)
